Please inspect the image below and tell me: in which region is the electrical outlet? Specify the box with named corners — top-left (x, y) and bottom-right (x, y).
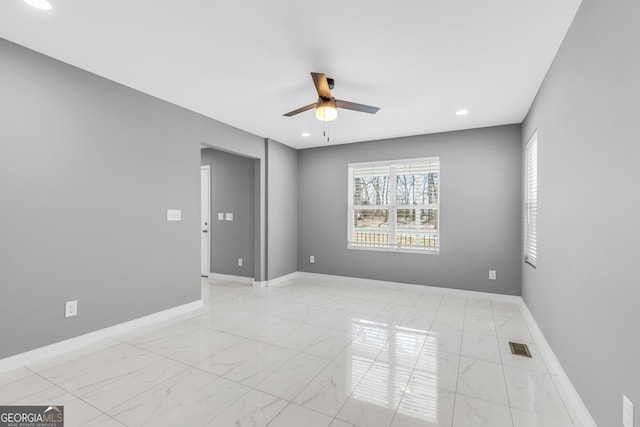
top-left (225, 213), bottom-right (233, 221)
top-left (65, 300), bottom-right (77, 318)
top-left (238, 258), bottom-right (243, 267)
top-left (489, 270), bottom-right (497, 280)
top-left (217, 212), bottom-right (224, 221)
top-left (310, 255), bottom-right (315, 264)
top-left (623, 395), bottom-right (634, 427)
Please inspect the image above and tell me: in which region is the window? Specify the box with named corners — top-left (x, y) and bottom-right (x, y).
top-left (525, 132), bottom-right (538, 266)
top-left (348, 157), bottom-right (440, 253)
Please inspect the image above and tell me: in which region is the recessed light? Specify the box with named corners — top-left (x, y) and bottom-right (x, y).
top-left (301, 132), bottom-right (311, 137)
top-left (456, 109), bottom-right (469, 116)
top-left (24, 0), bottom-right (52, 10)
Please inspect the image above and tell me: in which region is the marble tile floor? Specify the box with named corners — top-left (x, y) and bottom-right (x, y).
top-left (0, 276), bottom-right (582, 426)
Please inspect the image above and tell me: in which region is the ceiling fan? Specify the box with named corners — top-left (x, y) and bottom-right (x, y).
top-left (283, 72), bottom-right (380, 122)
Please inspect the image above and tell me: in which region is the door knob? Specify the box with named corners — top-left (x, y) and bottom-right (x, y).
top-left (202, 230), bottom-right (208, 233)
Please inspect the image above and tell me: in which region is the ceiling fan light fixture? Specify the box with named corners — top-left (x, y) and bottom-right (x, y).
top-left (315, 99), bottom-right (338, 122)
top-left (24, 0), bottom-right (52, 10)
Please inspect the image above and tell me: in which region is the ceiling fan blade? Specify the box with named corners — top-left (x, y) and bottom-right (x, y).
top-left (311, 72), bottom-right (332, 99)
top-left (336, 99), bottom-right (380, 114)
top-left (283, 103), bottom-right (316, 117)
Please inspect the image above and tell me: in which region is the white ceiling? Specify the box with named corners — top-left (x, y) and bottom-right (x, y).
top-left (0, 0), bottom-right (582, 149)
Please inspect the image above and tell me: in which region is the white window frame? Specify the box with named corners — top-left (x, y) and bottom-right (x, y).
top-left (524, 132), bottom-right (538, 267)
top-left (347, 157), bottom-right (440, 254)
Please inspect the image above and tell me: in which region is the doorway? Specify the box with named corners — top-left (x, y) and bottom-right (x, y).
top-left (200, 147), bottom-right (257, 280)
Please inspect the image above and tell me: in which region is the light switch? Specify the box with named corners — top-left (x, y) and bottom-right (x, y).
top-left (167, 209), bottom-right (181, 221)
top-left (217, 212), bottom-right (224, 221)
top-left (225, 213), bottom-right (233, 221)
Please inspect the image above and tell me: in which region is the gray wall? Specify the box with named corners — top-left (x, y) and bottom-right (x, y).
top-left (266, 139), bottom-right (298, 280)
top-left (521, 0), bottom-right (639, 425)
top-left (0, 38), bottom-right (265, 358)
top-left (201, 148), bottom-right (255, 278)
top-left (298, 125), bottom-right (522, 295)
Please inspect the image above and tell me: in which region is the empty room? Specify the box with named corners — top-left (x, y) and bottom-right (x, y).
top-left (0, 1), bottom-right (637, 426)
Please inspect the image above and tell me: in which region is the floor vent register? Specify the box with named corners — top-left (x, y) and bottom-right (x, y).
top-left (508, 341), bottom-right (532, 358)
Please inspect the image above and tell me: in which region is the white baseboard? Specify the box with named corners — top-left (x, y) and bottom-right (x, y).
top-left (0, 299), bottom-right (203, 373)
top-left (265, 272), bottom-right (300, 287)
top-left (297, 272), bottom-right (522, 303)
top-left (252, 272), bottom-right (300, 288)
top-left (519, 302), bottom-right (597, 427)
top-left (209, 273), bottom-right (254, 284)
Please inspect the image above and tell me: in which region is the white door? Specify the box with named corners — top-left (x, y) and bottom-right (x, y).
top-left (201, 165), bottom-right (211, 276)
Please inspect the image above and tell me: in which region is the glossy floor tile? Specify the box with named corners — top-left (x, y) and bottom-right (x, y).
top-left (0, 276), bottom-right (578, 426)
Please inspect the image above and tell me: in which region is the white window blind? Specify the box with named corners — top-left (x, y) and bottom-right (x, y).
top-left (525, 133), bottom-right (538, 266)
top-left (348, 157), bottom-right (440, 253)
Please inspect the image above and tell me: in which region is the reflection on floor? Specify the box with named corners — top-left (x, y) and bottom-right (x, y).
top-left (0, 276), bottom-right (579, 426)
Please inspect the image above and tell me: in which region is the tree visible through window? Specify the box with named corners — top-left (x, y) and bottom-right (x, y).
top-left (348, 157), bottom-right (440, 252)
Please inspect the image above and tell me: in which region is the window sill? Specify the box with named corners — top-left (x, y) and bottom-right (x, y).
top-left (348, 244), bottom-right (439, 255)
